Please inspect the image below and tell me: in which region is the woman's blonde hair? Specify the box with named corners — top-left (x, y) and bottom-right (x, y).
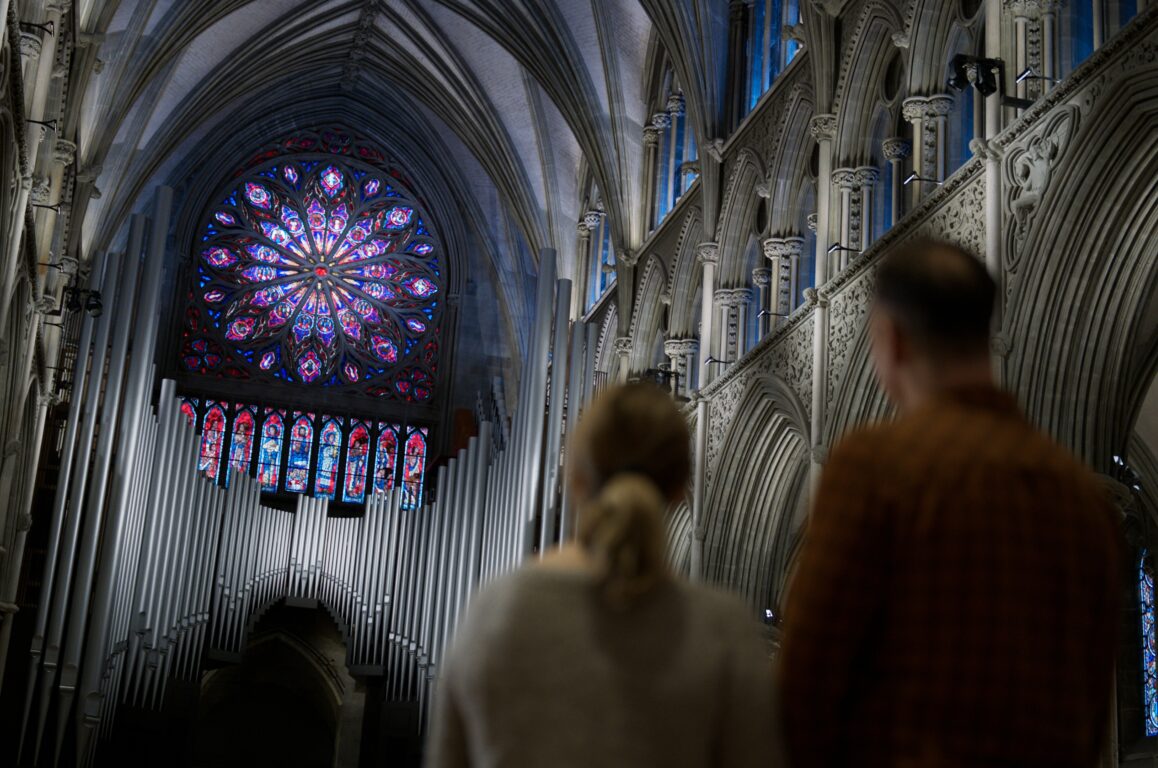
top-left (570, 383), bottom-right (691, 608)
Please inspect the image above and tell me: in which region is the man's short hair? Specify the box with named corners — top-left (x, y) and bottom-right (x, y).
top-left (872, 239), bottom-right (995, 358)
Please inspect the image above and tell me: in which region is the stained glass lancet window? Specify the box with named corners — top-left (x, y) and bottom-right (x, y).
top-left (258, 409), bottom-right (285, 491)
top-left (180, 397), bottom-right (199, 428)
top-left (1141, 549), bottom-right (1158, 737)
top-left (401, 427), bottom-right (428, 510)
top-left (314, 417), bottom-right (343, 499)
top-left (225, 405), bottom-right (257, 487)
top-left (181, 128), bottom-right (443, 403)
top-left (286, 413), bottom-right (314, 493)
top-left (198, 403), bottom-right (227, 481)
top-left (344, 421), bottom-right (371, 504)
top-left (374, 424), bottom-right (400, 495)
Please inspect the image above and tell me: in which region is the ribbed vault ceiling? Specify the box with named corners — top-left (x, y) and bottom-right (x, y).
top-left (68, 0), bottom-right (709, 374)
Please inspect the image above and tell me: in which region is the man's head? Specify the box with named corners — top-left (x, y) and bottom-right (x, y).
top-left (869, 240), bottom-right (996, 411)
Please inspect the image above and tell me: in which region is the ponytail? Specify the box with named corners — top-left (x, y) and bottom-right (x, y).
top-left (577, 472), bottom-right (669, 609)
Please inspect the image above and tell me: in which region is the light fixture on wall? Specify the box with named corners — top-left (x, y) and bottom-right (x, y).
top-left (902, 172), bottom-right (944, 187)
top-left (756, 309), bottom-right (790, 319)
top-left (26, 119), bottom-right (58, 133)
top-left (946, 54), bottom-right (1034, 110)
top-left (19, 21), bottom-right (55, 37)
top-left (827, 242), bottom-right (861, 255)
top-left (704, 356), bottom-right (732, 367)
top-left (32, 202), bottom-right (62, 213)
top-left (1015, 67), bottom-right (1062, 85)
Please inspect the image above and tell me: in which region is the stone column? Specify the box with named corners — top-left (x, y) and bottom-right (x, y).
top-left (764, 236), bottom-right (803, 316)
top-left (810, 114), bottom-right (837, 289)
top-left (652, 111), bottom-right (673, 216)
top-left (882, 138), bottom-right (912, 228)
top-left (855, 166), bottom-right (880, 252)
top-left (19, 31), bottom-right (42, 83)
top-left (643, 124), bottom-right (660, 227)
top-left (832, 168), bottom-right (857, 274)
top-left (613, 337), bottom-right (632, 383)
top-left (752, 267), bottom-right (772, 341)
top-left (574, 220), bottom-right (591, 312)
top-left (664, 338), bottom-right (699, 397)
top-left (1010, 2), bottom-right (1032, 101)
top-left (732, 288), bottom-right (752, 357)
top-left (696, 242), bottom-right (719, 388)
top-left (667, 92), bottom-right (686, 198)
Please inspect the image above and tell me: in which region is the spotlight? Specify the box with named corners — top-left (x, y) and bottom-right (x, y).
top-left (903, 172), bottom-right (944, 187)
top-left (947, 54), bottom-right (972, 92)
top-left (757, 309), bottom-right (790, 319)
top-left (827, 242), bottom-right (860, 255)
top-left (85, 291), bottom-right (103, 318)
top-left (704, 356), bottom-right (731, 366)
top-left (65, 288), bottom-right (82, 312)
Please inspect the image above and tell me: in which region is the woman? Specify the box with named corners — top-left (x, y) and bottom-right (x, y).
top-left (427, 383), bottom-right (783, 768)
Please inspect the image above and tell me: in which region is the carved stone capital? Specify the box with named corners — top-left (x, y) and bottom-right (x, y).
top-left (882, 137), bottom-right (912, 161)
top-left (751, 267), bottom-right (772, 288)
top-left (754, 180), bottom-right (772, 199)
top-left (763, 236), bottom-right (805, 259)
top-left (34, 295), bottom-right (58, 315)
top-left (891, 32), bottom-right (910, 49)
top-left (696, 242), bottom-right (719, 266)
top-left (666, 92), bottom-right (685, 116)
top-left (642, 125), bottom-right (660, 147)
top-left (19, 32), bottom-right (43, 59)
top-left (832, 167), bottom-right (858, 189)
top-left (576, 220), bottom-right (592, 238)
top-left (968, 137), bottom-right (1002, 161)
top-left (714, 287), bottom-right (752, 308)
top-left (47, 0), bottom-right (74, 11)
top-left (617, 249), bottom-right (640, 268)
top-left (809, 113), bottom-right (837, 142)
top-left (803, 287), bottom-right (829, 308)
top-left (659, 290), bottom-right (672, 307)
top-left (613, 336), bottom-right (633, 356)
top-left (664, 338), bottom-right (699, 358)
top-left (1004, 0), bottom-right (1061, 18)
top-left (582, 210), bottom-right (603, 231)
top-left (53, 139), bottom-right (77, 167)
top-left (806, 213), bottom-right (818, 233)
top-left (37, 391), bottom-right (61, 409)
top-left (29, 177), bottom-right (52, 205)
top-left (855, 166), bottom-right (881, 186)
top-left (651, 111), bottom-right (671, 130)
top-left (903, 95), bottom-right (955, 121)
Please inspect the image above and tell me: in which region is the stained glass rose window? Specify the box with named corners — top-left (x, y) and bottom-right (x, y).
top-left (181, 130), bottom-right (442, 402)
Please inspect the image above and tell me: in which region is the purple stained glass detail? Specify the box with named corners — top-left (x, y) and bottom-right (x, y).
top-left (184, 134), bottom-right (443, 399)
top-left (226, 408), bottom-right (257, 487)
top-left (401, 428), bottom-right (427, 509)
top-left (258, 410), bottom-right (284, 490)
top-left (1142, 551), bottom-right (1158, 737)
top-left (373, 425), bottom-right (399, 494)
top-left (198, 404), bottom-right (227, 481)
top-left (343, 423), bottom-right (371, 503)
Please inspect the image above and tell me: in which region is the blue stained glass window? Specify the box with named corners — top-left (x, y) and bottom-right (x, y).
top-left (198, 403), bottom-right (227, 481)
top-left (343, 421), bottom-right (371, 503)
top-left (286, 413), bottom-right (314, 493)
top-left (225, 406), bottom-right (257, 488)
top-left (374, 424), bottom-right (400, 495)
top-left (314, 417), bottom-right (343, 499)
top-left (1141, 550), bottom-right (1158, 737)
top-left (258, 410), bottom-right (285, 491)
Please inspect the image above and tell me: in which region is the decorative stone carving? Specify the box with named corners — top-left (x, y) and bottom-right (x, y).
top-left (613, 336), bottom-right (633, 357)
top-left (664, 338), bottom-right (699, 358)
top-left (903, 95), bottom-right (955, 176)
top-left (854, 167), bottom-right (880, 187)
top-left (30, 177), bottom-right (52, 205)
top-left (706, 374), bottom-right (748, 483)
top-left (809, 113), bottom-right (837, 142)
top-left (831, 168), bottom-right (857, 189)
top-left (53, 139), bottom-right (77, 167)
top-left (643, 125), bottom-right (660, 147)
top-left (882, 138), bottom-right (912, 161)
top-left (583, 209), bottom-right (603, 231)
top-left (703, 139), bottom-right (725, 162)
top-left (33, 295), bottom-right (58, 315)
top-left (651, 111), bottom-right (671, 130)
top-left (617, 249), bottom-right (640, 268)
top-left (19, 32), bottom-right (43, 59)
top-left (696, 242), bottom-right (719, 266)
top-left (714, 288), bottom-right (752, 308)
top-left (751, 267), bottom-right (772, 288)
top-left (37, 391), bottom-right (61, 409)
top-left (1003, 105), bottom-right (1078, 270)
top-left (891, 32), bottom-right (910, 49)
top-left (666, 92), bottom-right (685, 116)
top-left (763, 236), bottom-right (804, 260)
top-left (826, 267), bottom-right (877, 408)
top-left (1003, 0), bottom-right (1063, 17)
top-left (806, 214), bottom-right (818, 233)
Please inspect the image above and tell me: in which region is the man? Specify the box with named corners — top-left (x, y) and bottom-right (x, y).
top-left (779, 240), bottom-right (1121, 768)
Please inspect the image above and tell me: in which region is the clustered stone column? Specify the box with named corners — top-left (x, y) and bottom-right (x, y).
top-left (714, 287), bottom-right (752, 363)
top-left (751, 267), bottom-right (772, 341)
top-left (1006, 0), bottom-right (1063, 100)
top-left (763, 235), bottom-right (803, 320)
top-left (830, 166), bottom-right (879, 272)
top-left (809, 114), bottom-right (837, 288)
top-left (696, 242), bottom-right (719, 387)
top-left (613, 336), bottom-right (632, 384)
top-left (901, 94), bottom-right (954, 200)
top-left (663, 338), bottom-right (699, 396)
top-left (882, 138), bottom-right (912, 228)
